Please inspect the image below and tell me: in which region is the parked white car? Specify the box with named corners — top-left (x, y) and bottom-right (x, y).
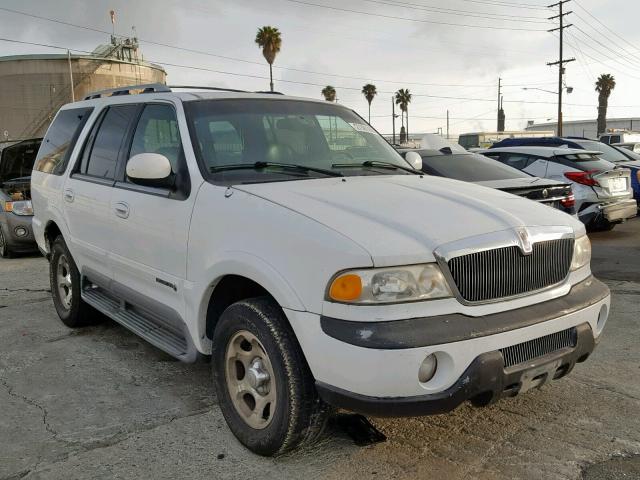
top-left (481, 146), bottom-right (636, 230)
top-left (32, 85), bottom-right (610, 456)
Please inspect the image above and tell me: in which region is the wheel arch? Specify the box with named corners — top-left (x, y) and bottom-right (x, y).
top-left (196, 255), bottom-right (307, 344)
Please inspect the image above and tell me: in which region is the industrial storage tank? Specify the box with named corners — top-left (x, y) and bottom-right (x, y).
top-left (0, 37), bottom-right (166, 141)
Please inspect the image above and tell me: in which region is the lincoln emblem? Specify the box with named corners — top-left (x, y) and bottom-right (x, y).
top-left (516, 227), bottom-right (533, 255)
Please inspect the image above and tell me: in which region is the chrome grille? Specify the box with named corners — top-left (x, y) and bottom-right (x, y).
top-left (500, 328), bottom-right (577, 368)
top-left (447, 238), bottom-right (574, 302)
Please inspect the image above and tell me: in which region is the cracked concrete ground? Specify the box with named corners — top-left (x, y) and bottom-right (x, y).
top-left (1, 218), bottom-right (639, 480)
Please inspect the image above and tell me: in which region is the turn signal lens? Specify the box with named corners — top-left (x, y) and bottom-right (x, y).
top-left (329, 274), bottom-right (363, 301)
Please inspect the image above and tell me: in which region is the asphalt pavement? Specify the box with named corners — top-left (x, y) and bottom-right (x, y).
top-left (1, 218), bottom-right (639, 480)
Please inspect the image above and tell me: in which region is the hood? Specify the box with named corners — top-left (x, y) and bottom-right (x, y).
top-left (235, 175), bottom-right (582, 267)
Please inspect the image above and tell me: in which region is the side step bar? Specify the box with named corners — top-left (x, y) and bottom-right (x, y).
top-left (82, 284), bottom-right (197, 362)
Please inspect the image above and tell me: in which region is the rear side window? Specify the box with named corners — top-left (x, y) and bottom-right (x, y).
top-left (555, 154), bottom-right (616, 172)
top-left (129, 104), bottom-right (182, 174)
top-left (501, 153), bottom-right (534, 170)
top-left (83, 105), bottom-right (138, 179)
top-left (34, 107), bottom-right (93, 175)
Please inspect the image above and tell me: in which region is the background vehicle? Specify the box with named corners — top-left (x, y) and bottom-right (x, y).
top-left (599, 131), bottom-right (640, 144)
top-left (32, 85), bottom-right (610, 456)
top-left (482, 146), bottom-right (635, 231)
top-left (491, 136), bottom-right (640, 204)
top-left (612, 142), bottom-right (640, 153)
top-left (458, 130), bottom-right (553, 150)
top-left (397, 147), bottom-right (575, 215)
top-left (0, 138), bottom-right (40, 257)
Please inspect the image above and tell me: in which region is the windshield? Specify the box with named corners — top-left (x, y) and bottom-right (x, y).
top-left (184, 99), bottom-right (412, 184)
top-left (420, 152), bottom-right (530, 181)
top-left (570, 139), bottom-right (629, 162)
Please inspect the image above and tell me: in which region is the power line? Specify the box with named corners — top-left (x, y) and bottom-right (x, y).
top-left (452, 0), bottom-right (549, 11)
top-left (279, 0), bottom-right (549, 30)
top-left (348, 0), bottom-right (553, 23)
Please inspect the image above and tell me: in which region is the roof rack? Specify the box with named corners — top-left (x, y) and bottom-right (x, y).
top-left (169, 85), bottom-right (248, 93)
top-left (83, 83), bottom-right (171, 100)
top-left (255, 91), bottom-right (284, 95)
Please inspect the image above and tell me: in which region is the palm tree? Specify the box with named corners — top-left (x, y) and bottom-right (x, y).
top-left (595, 74), bottom-right (616, 135)
top-left (321, 85), bottom-right (337, 102)
top-left (395, 89), bottom-right (412, 142)
top-left (255, 26), bottom-right (282, 92)
top-left (361, 84), bottom-right (377, 123)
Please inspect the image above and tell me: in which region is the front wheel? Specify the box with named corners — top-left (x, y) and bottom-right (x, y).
top-left (212, 297), bottom-right (330, 456)
top-left (0, 227), bottom-right (12, 258)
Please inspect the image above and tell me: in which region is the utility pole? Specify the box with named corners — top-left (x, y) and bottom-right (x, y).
top-left (392, 96), bottom-right (396, 144)
top-left (446, 110), bottom-right (450, 139)
top-left (497, 77), bottom-right (501, 131)
top-left (67, 50), bottom-right (75, 102)
top-left (547, 0), bottom-right (575, 137)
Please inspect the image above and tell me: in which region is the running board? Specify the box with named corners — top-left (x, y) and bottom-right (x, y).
top-left (82, 284), bottom-right (194, 361)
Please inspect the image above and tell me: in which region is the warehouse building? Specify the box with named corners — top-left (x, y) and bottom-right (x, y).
top-left (525, 117), bottom-right (640, 139)
top-left (0, 36), bottom-right (166, 142)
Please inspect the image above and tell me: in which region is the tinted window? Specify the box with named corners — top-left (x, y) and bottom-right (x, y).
top-left (420, 153), bottom-right (528, 181)
top-left (129, 104), bottom-right (182, 174)
top-left (34, 107), bottom-right (93, 175)
top-left (458, 134), bottom-right (479, 149)
top-left (501, 153), bottom-right (533, 170)
top-left (85, 105), bottom-right (138, 179)
top-left (555, 154), bottom-right (616, 172)
top-left (570, 139), bottom-right (629, 162)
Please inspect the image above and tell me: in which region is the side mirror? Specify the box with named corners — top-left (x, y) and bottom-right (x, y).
top-left (404, 151), bottom-right (423, 171)
top-left (126, 153), bottom-right (172, 187)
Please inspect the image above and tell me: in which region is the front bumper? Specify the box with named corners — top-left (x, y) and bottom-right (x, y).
top-left (601, 198), bottom-right (637, 222)
top-left (1, 214), bottom-right (37, 252)
top-left (285, 276), bottom-right (610, 405)
top-left (316, 322), bottom-right (595, 417)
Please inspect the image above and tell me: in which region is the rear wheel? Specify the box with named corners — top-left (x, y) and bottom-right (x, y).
top-left (212, 297), bottom-right (330, 456)
top-left (49, 236), bottom-right (99, 328)
top-left (0, 227), bottom-right (12, 258)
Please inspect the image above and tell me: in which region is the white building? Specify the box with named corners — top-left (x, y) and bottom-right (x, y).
top-left (525, 117), bottom-right (640, 138)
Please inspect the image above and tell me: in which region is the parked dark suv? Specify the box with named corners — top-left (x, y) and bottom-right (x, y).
top-left (0, 138), bottom-right (41, 257)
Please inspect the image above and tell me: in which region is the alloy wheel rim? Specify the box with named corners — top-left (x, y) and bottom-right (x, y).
top-left (225, 330), bottom-right (277, 430)
top-left (56, 254), bottom-right (73, 310)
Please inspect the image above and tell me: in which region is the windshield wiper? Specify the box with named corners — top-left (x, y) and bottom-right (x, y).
top-left (210, 161), bottom-right (343, 177)
top-left (332, 160), bottom-right (420, 174)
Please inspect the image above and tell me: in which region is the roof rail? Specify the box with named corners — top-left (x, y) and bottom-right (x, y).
top-left (255, 91), bottom-right (284, 95)
top-left (83, 83), bottom-right (171, 100)
top-left (169, 85), bottom-right (248, 93)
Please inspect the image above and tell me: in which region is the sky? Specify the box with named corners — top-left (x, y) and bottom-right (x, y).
top-left (0, 0), bottom-right (638, 136)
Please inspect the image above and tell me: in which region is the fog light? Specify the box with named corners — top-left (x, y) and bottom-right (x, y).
top-left (14, 226), bottom-right (28, 237)
top-left (418, 354), bottom-right (438, 383)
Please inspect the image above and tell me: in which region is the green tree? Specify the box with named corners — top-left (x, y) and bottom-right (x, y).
top-left (595, 74), bottom-right (616, 135)
top-left (361, 83), bottom-right (377, 123)
top-left (395, 88), bottom-right (412, 142)
top-left (255, 26), bottom-right (282, 92)
top-left (321, 85), bottom-right (337, 102)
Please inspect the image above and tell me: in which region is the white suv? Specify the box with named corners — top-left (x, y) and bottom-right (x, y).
top-left (31, 85), bottom-right (610, 456)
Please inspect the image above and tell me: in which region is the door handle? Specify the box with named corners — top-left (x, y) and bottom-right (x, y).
top-left (63, 189), bottom-right (74, 203)
top-left (114, 201), bottom-right (130, 219)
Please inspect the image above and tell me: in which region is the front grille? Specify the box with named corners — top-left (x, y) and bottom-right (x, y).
top-left (500, 328), bottom-right (577, 368)
top-left (447, 238), bottom-right (574, 302)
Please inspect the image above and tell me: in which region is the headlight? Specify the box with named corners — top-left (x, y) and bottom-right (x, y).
top-left (4, 200), bottom-right (33, 216)
top-left (328, 264), bottom-right (452, 304)
top-left (570, 235), bottom-right (591, 271)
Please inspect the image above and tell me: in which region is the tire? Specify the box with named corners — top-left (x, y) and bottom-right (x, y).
top-left (0, 226), bottom-right (12, 258)
top-left (212, 297), bottom-right (330, 456)
top-left (587, 219), bottom-right (616, 232)
top-left (49, 235), bottom-right (99, 328)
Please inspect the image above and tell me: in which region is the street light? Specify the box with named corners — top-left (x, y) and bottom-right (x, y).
top-left (522, 86), bottom-right (573, 95)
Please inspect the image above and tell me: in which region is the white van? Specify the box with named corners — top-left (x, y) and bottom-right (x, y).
top-left (599, 131), bottom-right (640, 144)
top-left (31, 85), bottom-right (610, 456)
